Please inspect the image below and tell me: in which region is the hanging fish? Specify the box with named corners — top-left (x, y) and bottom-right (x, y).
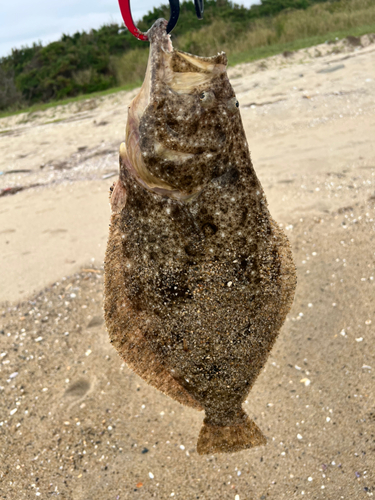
top-left (104, 18), bottom-right (296, 454)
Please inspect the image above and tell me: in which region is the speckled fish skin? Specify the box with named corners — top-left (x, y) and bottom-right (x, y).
top-left (104, 19), bottom-right (296, 455)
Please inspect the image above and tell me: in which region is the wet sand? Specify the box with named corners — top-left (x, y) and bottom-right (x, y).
top-left (1, 35), bottom-right (375, 499)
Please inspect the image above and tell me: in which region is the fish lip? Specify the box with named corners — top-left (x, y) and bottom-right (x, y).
top-left (147, 18), bottom-right (173, 55)
top-left (147, 19), bottom-right (174, 103)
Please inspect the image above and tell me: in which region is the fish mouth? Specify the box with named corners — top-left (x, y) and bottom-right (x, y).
top-left (121, 18), bottom-right (227, 201)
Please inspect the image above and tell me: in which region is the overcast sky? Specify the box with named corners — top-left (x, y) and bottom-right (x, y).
top-left (0, 0), bottom-right (259, 58)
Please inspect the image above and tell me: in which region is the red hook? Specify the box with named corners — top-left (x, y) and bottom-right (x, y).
top-left (118, 0), bottom-right (181, 41)
top-left (118, 0), bottom-right (149, 41)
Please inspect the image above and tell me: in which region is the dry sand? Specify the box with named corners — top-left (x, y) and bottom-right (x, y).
top-left (0, 35), bottom-right (375, 499)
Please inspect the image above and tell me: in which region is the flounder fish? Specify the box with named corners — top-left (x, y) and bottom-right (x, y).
top-left (104, 19), bottom-right (296, 454)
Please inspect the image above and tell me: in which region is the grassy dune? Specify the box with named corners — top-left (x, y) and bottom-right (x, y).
top-left (177, 0), bottom-right (375, 54)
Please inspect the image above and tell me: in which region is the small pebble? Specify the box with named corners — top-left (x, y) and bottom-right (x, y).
top-left (297, 434), bottom-right (303, 440)
top-left (149, 472), bottom-right (154, 479)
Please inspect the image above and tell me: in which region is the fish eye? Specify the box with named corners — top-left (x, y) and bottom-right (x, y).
top-left (199, 90), bottom-right (215, 107)
top-left (227, 96), bottom-right (240, 113)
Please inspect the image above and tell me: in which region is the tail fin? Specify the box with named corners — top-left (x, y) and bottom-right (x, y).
top-left (197, 414), bottom-right (266, 455)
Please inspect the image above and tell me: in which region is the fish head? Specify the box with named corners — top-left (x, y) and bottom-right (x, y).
top-left (122, 19), bottom-right (244, 200)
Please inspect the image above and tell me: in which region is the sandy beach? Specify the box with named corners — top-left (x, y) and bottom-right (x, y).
top-left (1, 35), bottom-right (375, 499)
